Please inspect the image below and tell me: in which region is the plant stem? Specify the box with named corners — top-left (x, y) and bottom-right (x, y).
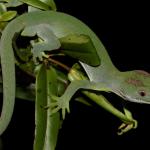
top-left (48, 57), bottom-right (70, 71)
top-left (82, 91), bottom-right (134, 124)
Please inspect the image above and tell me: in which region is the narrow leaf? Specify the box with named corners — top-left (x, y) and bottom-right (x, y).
top-left (5, 0), bottom-right (23, 7)
top-left (34, 65), bottom-right (61, 150)
top-left (0, 83), bottom-right (35, 101)
top-left (0, 3), bottom-right (7, 14)
top-left (40, 0), bottom-right (56, 10)
top-left (59, 34), bottom-right (100, 66)
top-left (34, 64), bottom-right (47, 150)
top-left (0, 11), bottom-right (17, 21)
top-left (28, 0), bottom-right (56, 12)
top-left (43, 66), bottom-right (60, 150)
top-left (20, 0), bottom-right (51, 10)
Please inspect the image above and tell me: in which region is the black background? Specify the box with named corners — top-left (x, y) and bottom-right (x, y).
top-left (1, 0), bottom-right (150, 149)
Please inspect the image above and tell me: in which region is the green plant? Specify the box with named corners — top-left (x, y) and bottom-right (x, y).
top-left (1, 1), bottom-right (149, 149)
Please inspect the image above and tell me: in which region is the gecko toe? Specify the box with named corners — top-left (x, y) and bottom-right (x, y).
top-left (51, 106), bottom-right (60, 115)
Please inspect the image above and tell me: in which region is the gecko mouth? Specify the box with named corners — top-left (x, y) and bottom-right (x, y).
top-left (113, 89), bottom-right (150, 104)
top-left (124, 95), bottom-right (150, 104)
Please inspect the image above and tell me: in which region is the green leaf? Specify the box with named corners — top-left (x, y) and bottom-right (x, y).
top-left (34, 64), bottom-right (47, 150)
top-left (59, 34), bottom-right (100, 66)
top-left (0, 11), bottom-right (17, 21)
top-left (34, 64), bottom-right (61, 150)
top-left (75, 97), bottom-right (93, 107)
top-left (40, 0), bottom-right (56, 10)
top-left (20, 0), bottom-right (52, 10)
top-left (55, 69), bottom-right (69, 96)
top-left (0, 3), bottom-right (7, 14)
top-left (0, 0), bottom-right (8, 2)
top-left (28, 0), bottom-right (56, 12)
top-left (5, 0), bottom-right (23, 7)
top-left (15, 85), bottom-right (35, 101)
top-left (0, 83), bottom-right (35, 101)
top-left (0, 22), bottom-right (7, 30)
top-left (28, 6), bottom-right (41, 12)
top-left (43, 66), bottom-right (60, 149)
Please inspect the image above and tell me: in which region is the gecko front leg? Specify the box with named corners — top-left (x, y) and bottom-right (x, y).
top-left (51, 79), bottom-right (111, 119)
top-left (51, 80), bottom-right (93, 119)
top-left (21, 24), bottom-right (61, 61)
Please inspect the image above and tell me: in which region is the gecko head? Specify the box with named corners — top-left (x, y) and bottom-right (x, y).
top-left (115, 70), bottom-right (150, 104)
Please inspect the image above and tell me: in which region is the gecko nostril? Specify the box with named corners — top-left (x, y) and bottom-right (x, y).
top-left (139, 91), bottom-right (146, 97)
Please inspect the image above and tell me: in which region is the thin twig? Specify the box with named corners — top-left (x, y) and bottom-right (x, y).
top-left (48, 57), bottom-right (70, 71)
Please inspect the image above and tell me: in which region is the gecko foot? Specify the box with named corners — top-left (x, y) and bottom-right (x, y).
top-left (117, 119), bottom-right (138, 135)
top-left (50, 95), bottom-right (70, 119)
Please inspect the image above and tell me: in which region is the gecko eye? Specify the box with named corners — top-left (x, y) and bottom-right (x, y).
top-left (139, 90), bottom-right (146, 97)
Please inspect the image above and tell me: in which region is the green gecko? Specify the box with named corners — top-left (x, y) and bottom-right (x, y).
top-left (0, 11), bottom-right (150, 135)
top-left (21, 24), bottom-right (60, 61)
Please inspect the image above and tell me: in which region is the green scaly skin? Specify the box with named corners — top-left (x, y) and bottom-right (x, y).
top-left (0, 11), bottom-right (150, 135)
